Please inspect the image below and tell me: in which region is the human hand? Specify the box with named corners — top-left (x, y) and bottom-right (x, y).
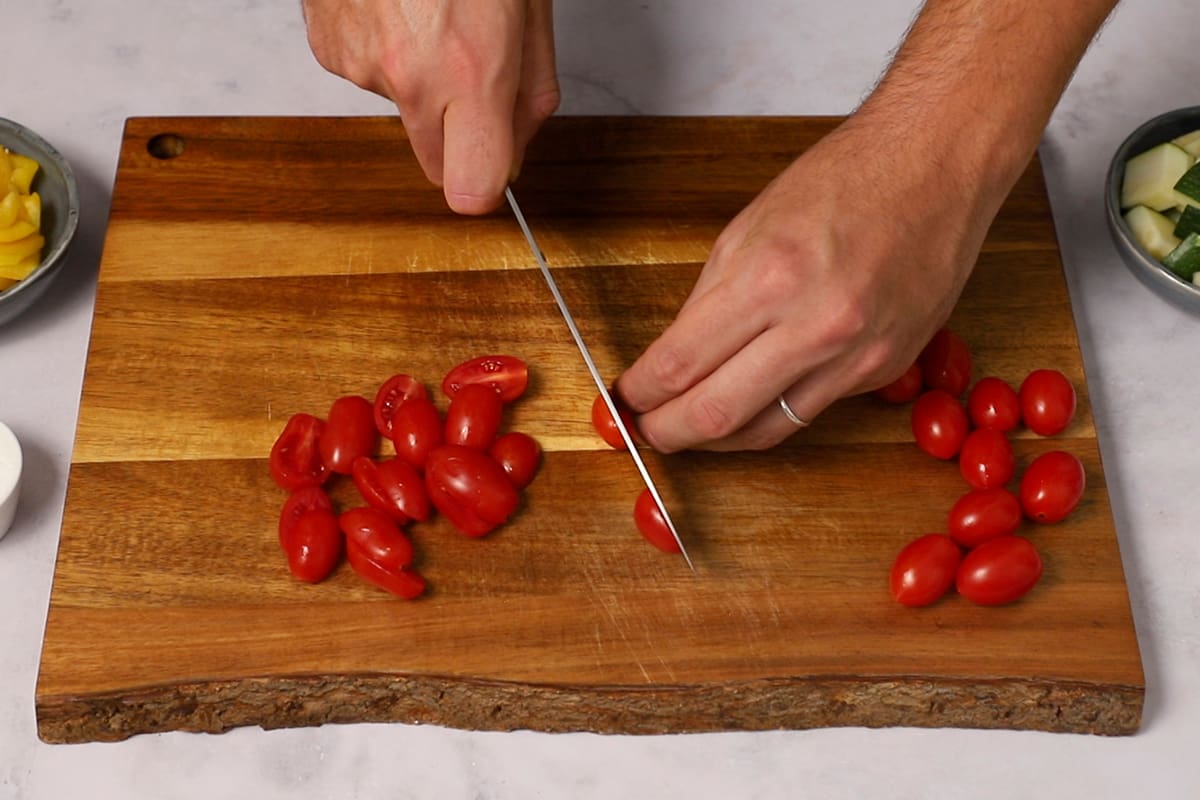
top-left (302, 0), bottom-right (560, 214)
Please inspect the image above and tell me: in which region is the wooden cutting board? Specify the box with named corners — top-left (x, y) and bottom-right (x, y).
top-left (36, 116), bottom-right (1144, 743)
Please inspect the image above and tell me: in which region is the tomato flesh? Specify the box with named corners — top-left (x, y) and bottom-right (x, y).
top-left (278, 485), bottom-right (334, 549)
top-left (489, 431), bottom-right (542, 489)
top-left (320, 395), bottom-right (378, 475)
top-left (889, 533), bottom-right (962, 607)
top-left (442, 355), bottom-right (529, 404)
top-left (373, 374), bottom-right (428, 438)
top-left (955, 535), bottom-right (1043, 605)
top-left (633, 488), bottom-right (681, 554)
top-left (269, 413), bottom-right (330, 491)
top-left (1019, 450), bottom-right (1085, 523)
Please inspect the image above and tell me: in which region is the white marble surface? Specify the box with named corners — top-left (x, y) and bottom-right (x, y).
top-left (2, 1), bottom-right (1198, 797)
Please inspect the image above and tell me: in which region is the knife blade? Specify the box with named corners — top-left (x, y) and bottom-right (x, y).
top-left (505, 187), bottom-right (695, 571)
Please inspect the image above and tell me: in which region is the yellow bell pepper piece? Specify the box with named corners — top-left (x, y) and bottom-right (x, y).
top-left (9, 153), bottom-right (38, 194)
top-left (0, 233), bottom-right (44, 268)
top-left (0, 220), bottom-right (36, 243)
top-left (0, 256), bottom-right (39, 282)
top-left (0, 191), bottom-right (19, 228)
top-left (22, 192), bottom-right (40, 228)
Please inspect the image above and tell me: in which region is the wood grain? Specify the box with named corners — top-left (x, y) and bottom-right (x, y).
top-left (35, 117), bottom-right (1142, 742)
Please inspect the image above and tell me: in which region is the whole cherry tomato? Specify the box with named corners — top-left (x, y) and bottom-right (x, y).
top-left (911, 390), bottom-right (969, 460)
top-left (282, 508), bottom-right (343, 583)
top-left (373, 374), bottom-right (428, 438)
top-left (351, 456), bottom-right (431, 522)
top-left (1019, 450), bottom-right (1085, 523)
top-left (1019, 369), bottom-right (1077, 436)
top-left (444, 383), bottom-right (504, 450)
top-left (390, 396), bottom-right (444, 470)
top-left (591, 392), bottom-right (637, 450)
top-left (425, 444), bottom-right (520, 537)
top-left (346, 544), bottom-right (427, 599)
top-left (874, 361), bottom-right (923, 405)
top-left (633, 488), bottom-right (681, 554)
top-left (278, 485), bottom-right (334, 549)
top-left (338, 506), bottom-right (415, 571)
top-left (319, 395), bottom-right (378, 474)
top-left (947, 487), bottom-right (1023, 548)
top-left (955, 535), bottom-right (1043, 605)
top-left (967, 376), bottom-right (1021, 432)
top-left (442, 355), bottom-right (529, 404)
top-left (269, 413), bottom-right (329, 491)
top-left (889, 533), bottom-right (962, 607)
top-left (918, 328), bottom-right (971, 397)
top-left (958, 428), bottom-right (1016, 489)
top-left (489, 431), bottom-right (542, 489)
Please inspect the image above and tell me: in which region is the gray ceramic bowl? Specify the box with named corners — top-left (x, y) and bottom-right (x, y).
top-left (0, 118), bottom-right (80, 327)
top-left (1105, 105), bottom-right (1200, 313)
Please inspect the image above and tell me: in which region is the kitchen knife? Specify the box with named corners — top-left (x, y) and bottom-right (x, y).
top-left (505, 187), bottom-right (695, 570)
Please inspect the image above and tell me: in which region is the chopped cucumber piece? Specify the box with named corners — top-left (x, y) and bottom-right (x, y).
top-left (1163, 232), bottom-right (1200, 280)
top-left (1125, 204), bottom-right (1182, 260)
top-left (1173, 129), bottom-right (1200, 159)
top-left (1175, 206), bottom-right (1200, 239)
top-left (1174, 162), bottom-right (1200, 204)
top-left (1121, 142), bottom-right (1194, 211)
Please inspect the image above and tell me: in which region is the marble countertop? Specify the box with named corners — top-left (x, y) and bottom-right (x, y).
top-left (2, 1), bottom-right (1198, 797)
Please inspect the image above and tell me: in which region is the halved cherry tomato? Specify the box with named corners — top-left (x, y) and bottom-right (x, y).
top-left (947, 487), bottom-right (1022, 548)
top-left (269, 413), bottom-right (329, 491)
top-left (911, 389), bottom-right (969, 460)
top-left (489, 431), bottom-right (542, 489)
top-left (373, 374), bottom-right (428, 438)
top-left (957, 428), bottom-right (1015, 489)
top-left (967, 376), bottom-right (1021, 432)
top-left (282, 508), bottom-right (343, 583)
top-left (955, 535), bottom-right (1043, 605)
top-left (278, 485), bottom-right (334, 549)
top-left (633, 488), bottom-right (681, 554)
top-left (874, 361), bottom-right (923, 405)
top-left (442, 355), bottom-right (529, 404)
top-left (1019, 450), bottom-right (1085, 523)
top-left (390, 396), bottom-right (444, 470)
top-left (918, 328), bottom-right (971, 397)
top-left (445, 383), bottom-right (504, 450)
top-left (351, 456), bottom-right (431, 522)
top-left (889, 533), bottom-right (962, 607)
top-left (591, 392), bottom-right (637, 450)
top-left (1019, 369), bottom-right (1076, 436)
top-left (346, 544), bottom-right (427, 599)
top-left (319, 395), bottom-right (378, 475)
top-left (337, 506), bottom-right (415, 571)
top-left (425, 444), bottom-right (520, 537)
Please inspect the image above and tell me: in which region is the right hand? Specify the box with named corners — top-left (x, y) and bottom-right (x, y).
top-left (302, 0), bottom-right (560, 214)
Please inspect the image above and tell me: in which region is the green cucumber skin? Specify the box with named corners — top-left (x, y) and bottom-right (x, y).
top-left (1175, 206), bottom-right (1200, 240)
top-left (1175, 163), bottom-right (1200, 204)
top-left (1163, 232), bottom-right (1200, 280)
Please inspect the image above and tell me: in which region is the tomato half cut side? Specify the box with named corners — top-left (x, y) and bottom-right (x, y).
top-left (346, 544), bottom-right (427, 600)
top-left (442, 355), bottom-right (529, 404)
top-left (633, 488), bottom-right (681, 554)
top-left (373, 374), bottom-right (428, 438)
top-left (889, 533), bottom-right (962, 607)
top-left (269, 413), bottom-right (330, 492)
top-left (278, 485), bottom-right (334, 549)
top-left (282, 508), bottom-right (343, 584)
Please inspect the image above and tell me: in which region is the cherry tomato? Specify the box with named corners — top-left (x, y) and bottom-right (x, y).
top-left (874, 361), bottom-right (923, 405)
top-left (390, 396), bottom-right (444, 470)
top-left (889, 533), bottom-right (962, 607)
top-left (957, 428), bottom-right (1015, 489)
top-left (282, 508), bottom-right (343, 583)
top-left (338, 506), bottom-right (415, 571)
top-left (1019, 369), bottom-right (1076, 436)
top-left (947, 487), bottom-right (1022, 548)
top-left (319, 395), bottom-right (378, 475)
top-left (442, 355), bottom-right (529, 404)
top-left (910, 390), bottom-right (969, 460)
top-left (351, 456), bottom-right (431, 522)
top-left (345, 544), bottom-right (427, 599)
top-left (591, 392), bottom-right (637, 450)
top-left (955, 535), bottom-right (1043, 605)
top-left (444, 383), bottom-right (504, 450)
top-left (373, 374), bottom-right (428, 438)
top-left (633, 488), bottom-right (681, 554)
top-left (918, 328), bottom-right (971, 397)
top-left (269, 413), bottom-right (330, 491)
top-left (489, 431), bottom-right (542, 489)
top-left (278, 485), bottom-right (334, 549)
top-left (425, 444), bottom-right (520, 537)
top-left (967, 376), bottom-right (1021, 432)
top-left (1019, 450), bottom-right (1085, 523)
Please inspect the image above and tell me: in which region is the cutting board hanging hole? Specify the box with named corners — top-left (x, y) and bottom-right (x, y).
top-left (147, 133), bottom-right (185, 160)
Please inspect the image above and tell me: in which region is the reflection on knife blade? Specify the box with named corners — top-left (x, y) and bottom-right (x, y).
top-left (504, 187), bottom-right (695, 571)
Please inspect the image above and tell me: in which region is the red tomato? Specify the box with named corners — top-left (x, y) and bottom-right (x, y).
top-left (351, 456), bottom-right (431, 522)
top-left (1019, 450), bottom-right (1085, 523)
top-left (633, 488), bottom-right (681, 554)
top-left (955, 535), bottom-right (1043, 605)
top-left (874, 361), bottom-right (923, 405)
top-left (337, 506), bottom-right (415, 571)
top-left (373, 374), bottom-right (428, 438)
top-left (947, 487), bottom-right (1022, 548)
top-left (911, 390), bottom-right (969, 460)
top-left (278, 485), bottom-right (334, 549)
top-left (957, 428), bottom-right (1016, 489)
top-left (282, 508), bottom-right (343, 583)
top-left (967, 376), bottom-right (1021, 432)
top-left (390, 396), bottom-right (444, 470)
top-left (889, 534), bottom-right (962, 607)
top-left (1019, 369), bottom-right (1076, 436)
top-left (442, 355), bottom-right (529, 404)
top-left (591, 392), bottom-right (637, 450)
top-left (346, 544), bottom-right (427, 599)
top-left (319, 395), bottom-right (378, 475)
top-left (269, 413), bottom-right (330, 491)
top-left (425, 444), bottom-right (520, 537)
top-left (489, 431), bottom-right (542, 489)
top-left (444, 383), bottom-right (504, 450)
top-left (918, 328), bottom-right (972, 396)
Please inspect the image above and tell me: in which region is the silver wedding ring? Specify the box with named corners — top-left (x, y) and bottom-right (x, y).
top-left (777, 395), bottom-right (810, 427)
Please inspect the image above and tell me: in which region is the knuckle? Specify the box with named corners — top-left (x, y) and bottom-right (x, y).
top-left (644, 344), bottom-right (695, 396)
